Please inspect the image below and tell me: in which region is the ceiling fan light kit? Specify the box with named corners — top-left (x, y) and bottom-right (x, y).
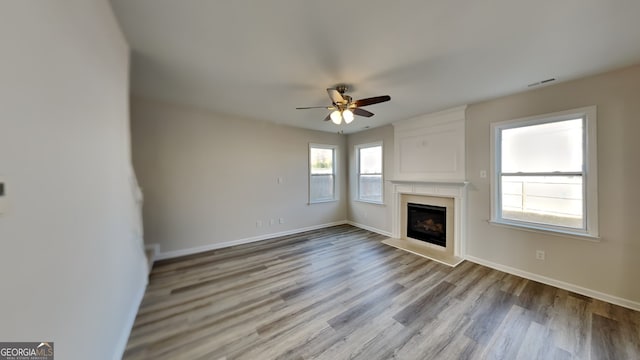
top-left (330, 110), bottom-right (342, 124)
top-left (297, 85), bottom-right (390, 126)
top-left (343, 109), bottom-right (354, 123)
top-left (330, 109), bottom-right (354, 124)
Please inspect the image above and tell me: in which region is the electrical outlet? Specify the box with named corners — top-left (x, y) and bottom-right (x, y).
top-left (256, 220), bottom-right (263, 228)
top-left (269, 219), bottom-right (275, 226)
top-left (279, 218), bottom-right (285, 224)
top-left (536, 250), bottom-right (545, 260)
top-left (480, 170), bottom-right (487, 178)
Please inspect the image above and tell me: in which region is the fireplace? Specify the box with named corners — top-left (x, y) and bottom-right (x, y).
top-left (384, 182), bottom-right (466, 267)
top-left (385, 106), bottom-right (467, 266)
top-left (407, 203), bottom-right (446, 247)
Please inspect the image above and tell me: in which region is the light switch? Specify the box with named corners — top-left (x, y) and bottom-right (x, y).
top-left (480, 170), bottom-right (487, 178)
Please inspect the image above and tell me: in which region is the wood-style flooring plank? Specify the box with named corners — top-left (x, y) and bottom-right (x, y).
top-left (124, 225), bottom-right (640, 360)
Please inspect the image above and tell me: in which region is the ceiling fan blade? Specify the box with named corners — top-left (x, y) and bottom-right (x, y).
top-left (353, 108), bottom-right (374, 118)
top-left (324, 114), bottom-right (332, 121)
top-left (327, 88), bottom-right (345, 104)
top-left (296, 106), bottom-right (331, 109)
top-left (354, 95), bottom-right (391, 107)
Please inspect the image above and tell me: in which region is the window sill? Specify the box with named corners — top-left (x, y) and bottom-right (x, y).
top-left (355, 199), bottom-right (385, 206)
top-left (309, 199), bottom-right (339, 205)
top-left (488, 219), bottom-right (601, 242)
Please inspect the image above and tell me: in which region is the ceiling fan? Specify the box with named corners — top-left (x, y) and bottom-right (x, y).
top-left (296, 85), bottom-right (391, 125)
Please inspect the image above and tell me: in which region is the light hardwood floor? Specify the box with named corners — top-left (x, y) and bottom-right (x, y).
top-left (124, 225), bottom-right (640, 359)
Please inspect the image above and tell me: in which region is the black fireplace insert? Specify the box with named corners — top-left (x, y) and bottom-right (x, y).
top-left (407, 203), bottom-right (446, 247)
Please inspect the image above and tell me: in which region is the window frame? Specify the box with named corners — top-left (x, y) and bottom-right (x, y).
top-left (355, 141), bottom-right (384, 204)
top-left (309, 143), bottom-right (338, 204)
top-left (490, 106), bottom-right (599, 239)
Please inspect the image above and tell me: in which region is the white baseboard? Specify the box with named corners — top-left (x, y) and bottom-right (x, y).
top-left (144, 243), bottom-right (160, 259)
top-left (155, 221), bottom-right (348, 260)
top-left (347, 221), bottom-right (393, 237)
top-left (114, 276), bottom-right (148, 360)
top-left (144, 243), bottom-right (159, 274)
top-left (465, 255), bottom-right (640, 312)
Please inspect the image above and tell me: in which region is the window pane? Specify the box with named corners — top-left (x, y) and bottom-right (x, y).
top-left (358, 175), bottom-right (382, 202)
top-left (310, 148), bottom-right (334, 174)
top-left (502, 118), bottom-right (583, 173)
top-left (359, 146), bottom-right (382, 174)
top-left (501, 175), bottom-right (583, 228)
top-left (310, 174), bottom-right (334, 201)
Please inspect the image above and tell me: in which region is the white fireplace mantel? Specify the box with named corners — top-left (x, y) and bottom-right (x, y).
top-left (389, 180), bottom-right (468, 259)
top-left (384, 106), bottom-right (469, 265)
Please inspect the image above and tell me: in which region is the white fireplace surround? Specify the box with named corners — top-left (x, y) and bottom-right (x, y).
top-left (390, 180), bottom-right (468, 258)
top-left (389, 106), bottom-right (468, 260)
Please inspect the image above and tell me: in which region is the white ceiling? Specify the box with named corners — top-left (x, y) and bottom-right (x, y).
top-left (110, 0), bottom-right (640, 134)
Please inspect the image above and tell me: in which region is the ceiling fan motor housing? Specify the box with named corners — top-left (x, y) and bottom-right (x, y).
top-left (335, 84), bottom-right (349, 95)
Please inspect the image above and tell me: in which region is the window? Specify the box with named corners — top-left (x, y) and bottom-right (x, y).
top-left (309, 144), bottom-right (337, 203)
top-left (491, 106), bottom-right (598, 238)
top-left (356, 142), bottom-right (383, 203)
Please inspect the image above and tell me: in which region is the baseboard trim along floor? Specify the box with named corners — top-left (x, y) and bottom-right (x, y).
top-left (465, 255), bottom-right (640, 312)
top-left (154, 220), bottom-right (348, 260)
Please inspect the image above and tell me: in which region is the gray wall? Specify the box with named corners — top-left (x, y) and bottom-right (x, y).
top-left (347, 125), bottom-right (394, 235)
top-left (131, 98), bottom-right (347, 256)
top-left (466, 64), bottom-right (640, 304)
top-left (0, 1), bottom-right (148, 359)
top-left (129, 63), bottom-right (640, 306)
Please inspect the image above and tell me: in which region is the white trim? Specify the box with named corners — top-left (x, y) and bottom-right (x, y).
top-left (307, 199), bottom-right (339, 205)
top-left (347, 221), bottom-right (393, 237)
top-left (144, 243), bottom-right (159, 259)
top-left (114, 278), bottom-right (148, 359)
top-left (309, 143), bottom-right (339, 204)
top-left (393, 105), bottom-right (467, 130)
top-left (488, 219), bottom-right (601, 242)
top-left (465, 255), bottom-right (640, 312)
top-left (490, 106), bottom-right (598, 238)
top-left (155, 221), bottom-right (348, 260)
top-left (388, 179), bottom-right (469, 186)
top-left (392, 106), bottom-right (467, 182)
top-left (390, 181), bottom-right (468, 258)
top-left (354, 199), bottom-right (385, 206)
top-left (355, 141), bottom-right (384, 204)
top-left (144, 243), bottom-right (160, 274)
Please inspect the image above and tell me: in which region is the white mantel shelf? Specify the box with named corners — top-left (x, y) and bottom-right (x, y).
top-left (389, 179), bottom-right (469, 186)
top-left (389, 180), bottom-right (469, 199)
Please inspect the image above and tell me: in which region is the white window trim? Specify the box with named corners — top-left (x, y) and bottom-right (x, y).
top-left (309, 143), bottom-right (338, 204)
top-left (489, 106), bottom-right (599, 240)
top-left (355, 141), bottom-right (384, 205)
